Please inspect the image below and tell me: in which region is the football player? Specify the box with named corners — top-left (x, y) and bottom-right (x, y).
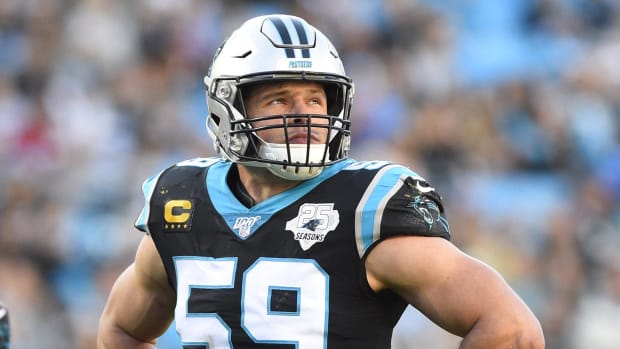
top-left (0, 303), bottom-right (9, 349)
top-left (98, 14), bottom-right (544, 349)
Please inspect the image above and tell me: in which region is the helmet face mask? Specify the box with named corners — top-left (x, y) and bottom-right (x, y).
top-left (204, 14), bottom-right (354, 180)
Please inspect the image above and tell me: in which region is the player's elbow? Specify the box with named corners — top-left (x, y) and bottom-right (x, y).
top-left (461, 313), bottom-right (546, 349)
top-left (503, 316), bottom-right (546, 349)
top-left (507, 329), bottom-right (545, 349)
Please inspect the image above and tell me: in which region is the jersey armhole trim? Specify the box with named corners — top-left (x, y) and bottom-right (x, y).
top-left (355, 165), bottom-right (411, 257)
top-left (134, 169), bottom-right (166, 234)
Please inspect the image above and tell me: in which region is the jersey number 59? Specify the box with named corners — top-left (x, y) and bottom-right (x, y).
top-left (174, 257), bottom-right (329, 349)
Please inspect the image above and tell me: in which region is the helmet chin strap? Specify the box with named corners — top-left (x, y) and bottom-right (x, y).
top-left (258, 143), bottom-right (327, 180)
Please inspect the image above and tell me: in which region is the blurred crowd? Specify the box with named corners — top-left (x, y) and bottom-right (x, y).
top-left (1, 0), bottom-right (619, 348)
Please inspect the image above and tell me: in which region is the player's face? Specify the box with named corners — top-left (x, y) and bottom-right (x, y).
top-left (244, 81), bottom-right (329, 145)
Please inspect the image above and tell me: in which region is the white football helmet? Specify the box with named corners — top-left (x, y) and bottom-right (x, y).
top-left (204, 14), bottom-right (354, 180)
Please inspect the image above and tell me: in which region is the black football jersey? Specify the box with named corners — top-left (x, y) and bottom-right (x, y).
top-left (135, 157), bottom-right (451, 349)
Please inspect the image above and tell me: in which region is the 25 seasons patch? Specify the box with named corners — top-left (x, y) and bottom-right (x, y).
top-left (286, 203), bottom-right (340, 250)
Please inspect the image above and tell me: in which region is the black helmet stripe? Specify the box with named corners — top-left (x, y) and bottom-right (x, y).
top-left (268, 16), bottom-right (295, 58)
top-left (267, 16), bottom-right (312, 59)
top-left (291, 18), bottom-right (311, 58)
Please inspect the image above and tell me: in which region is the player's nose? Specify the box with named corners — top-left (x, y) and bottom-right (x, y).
top-left (292, 99), bottom-right (313, 115)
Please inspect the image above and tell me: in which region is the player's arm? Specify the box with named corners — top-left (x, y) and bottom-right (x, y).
top-left (97, 235), bottom-right (175, 349)
top-left (365, 235), bottom-right (545, 349)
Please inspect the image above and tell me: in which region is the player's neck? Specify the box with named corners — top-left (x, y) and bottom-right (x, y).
top-left (235, 164), bottom-right (301, 205)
